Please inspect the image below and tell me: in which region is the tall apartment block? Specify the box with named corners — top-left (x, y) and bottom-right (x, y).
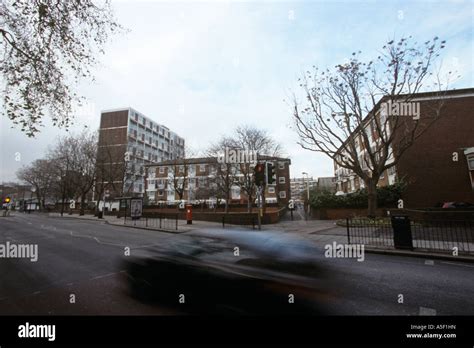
top-left (97, 107), bottom-right (185, 198)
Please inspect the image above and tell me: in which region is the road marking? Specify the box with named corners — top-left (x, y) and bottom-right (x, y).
top-left (419, 306), bottom-right (436, 316)
top-left (424, 260), bottom-right (434, 266)
top-left (33, 291), bottom-right (41, 295)
top-left (67, 230), bottom-right (124, 247)
top-left (440, 261), bottom-right (474, 268)
top-left (90, 271), bottom-right (122, 280)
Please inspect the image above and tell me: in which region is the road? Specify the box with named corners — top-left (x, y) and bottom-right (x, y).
top-left (0, 212), bottom-right (473, 315)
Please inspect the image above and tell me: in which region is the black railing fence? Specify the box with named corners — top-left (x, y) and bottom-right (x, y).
top-left (346, 217), bottom-right (474, 255)
top-left (124, 214), bottom-right (178, 231)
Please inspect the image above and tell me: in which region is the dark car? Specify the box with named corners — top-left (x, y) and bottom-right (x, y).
top-left (123, 230), bottom-right (339, 315)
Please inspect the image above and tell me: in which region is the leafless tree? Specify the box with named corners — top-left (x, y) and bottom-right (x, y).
top-left (67, 131), bottom-right (98, 215)
top-left (292, 36), bottom-right (454, 217)
top-left (16, 159), bottom-right (56, 210)
top-left (207, 138), bottom-right (238, 213)
top-left (228, 126), bottom-right (282, 212)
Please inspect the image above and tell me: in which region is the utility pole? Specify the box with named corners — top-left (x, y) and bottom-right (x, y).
top-left (302, 172), bottom-right (310, 220)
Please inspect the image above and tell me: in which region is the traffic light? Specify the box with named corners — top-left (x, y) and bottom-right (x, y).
top-left (265, 162), bottom-right (276, 185)
top-left (254, 163), bottom-right (265, 186)
top-left (4, 197), bottom-right (11, 204)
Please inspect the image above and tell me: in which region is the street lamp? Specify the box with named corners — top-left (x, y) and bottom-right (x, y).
top-left (302, 172), bottom-right (310, 219)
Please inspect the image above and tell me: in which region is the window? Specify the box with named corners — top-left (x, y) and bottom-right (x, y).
top-left (279, 191), bottom-right (286, 199)
top-left (268, 187), bottom-right (275, 194)
top-left (179, 165), bottom-right (184, 173)
top-left (279, 177), bottom-right (286, 184)
top-left (159, 167), bottom-right (165, 174)
top-left (279, 162), bottom-right (285, 170)
top-left (199, 164), bottom-right (206, 172)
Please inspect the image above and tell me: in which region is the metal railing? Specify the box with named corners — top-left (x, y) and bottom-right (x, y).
top-left (124, 214), bottom-right (178, 231)
top-left (222, 214), bottom-right (257, 229)
top-left (346, 218), bottom-right (474, 255)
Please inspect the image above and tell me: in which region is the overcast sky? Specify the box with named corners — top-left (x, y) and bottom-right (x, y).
top-left (1, 0), bottom-right (472, 183)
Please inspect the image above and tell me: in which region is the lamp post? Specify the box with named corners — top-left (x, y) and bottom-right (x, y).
top-left (302, 172), bottom-right (310, 219)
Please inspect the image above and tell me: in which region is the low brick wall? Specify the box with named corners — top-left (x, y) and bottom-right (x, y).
top-left (312, 208), bottom-right (388, 220)
top-left (141, 206), bottom-right (287, 225)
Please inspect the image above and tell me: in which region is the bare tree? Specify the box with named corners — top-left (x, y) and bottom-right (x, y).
top-left (207, 138), bottom-right (238, 213)
top-left (168, 159), bottom-right (191, 202)
top-left (17, 159), bottom-right (56, 210)
top-left (47, 135), bottom-right (80, 215)
top-left (0, 0), bottom-right (123, 136)
top-left (67, 131), bottom-right (98, 215)
top-left (228, 126), bottom-right (282, 212)
top-left (167, 147), bottom-right (197, 202)
top-left (292, 37), bottom-right (453, 217)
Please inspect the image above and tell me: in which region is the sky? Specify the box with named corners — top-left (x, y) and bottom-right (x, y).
top-left (1, 0), bottom-right (473, 183)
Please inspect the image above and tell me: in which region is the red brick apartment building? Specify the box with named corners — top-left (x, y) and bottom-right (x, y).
top-left (144, 156), bottom-right (291, 205)
top-left (334, 88), bottom-right (474, 208)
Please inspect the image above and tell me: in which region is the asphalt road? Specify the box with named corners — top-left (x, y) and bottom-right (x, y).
top-left (0, 212), bottom-right (473, 316)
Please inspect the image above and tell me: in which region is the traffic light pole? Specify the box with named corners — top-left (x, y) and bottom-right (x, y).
top-left (257, 185), bottom-right (262, 230)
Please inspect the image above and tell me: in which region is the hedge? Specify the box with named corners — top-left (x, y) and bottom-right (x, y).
top-left (310, 182), bottom-right (406, 209)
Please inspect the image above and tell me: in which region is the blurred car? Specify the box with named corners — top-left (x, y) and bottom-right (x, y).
top-left (123, 230), bottom-right (339, 315)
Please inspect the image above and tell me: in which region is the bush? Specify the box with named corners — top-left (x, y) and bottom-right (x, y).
top-left (310, 182), bottom-right (406, 209)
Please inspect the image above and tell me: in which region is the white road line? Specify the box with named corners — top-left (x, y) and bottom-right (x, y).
top-left (440, 261), bottom-right (474, 268)
top-left (90, 271), bottom-right (122, 280)
top-left (67, 230), bottom-right (124, 247)
top-left (424, 260), bottom-right (434, 266)
top-left (419, 306), bottom-right (437, 316)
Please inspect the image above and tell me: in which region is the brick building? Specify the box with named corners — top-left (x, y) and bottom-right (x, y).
top-left (96, 107), bottom-right (185, 200)
top-left (290, 177), bottom-right (317, 201)
top-left (334, 88), bottom-right (474, 208)
top-left (144, 156), bottom-right (291, 205)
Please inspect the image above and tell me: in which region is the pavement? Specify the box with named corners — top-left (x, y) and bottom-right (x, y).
top-left (1, 211), bottom-right (474, 315)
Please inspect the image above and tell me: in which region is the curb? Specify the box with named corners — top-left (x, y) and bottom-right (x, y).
top-left (365, 247), bottom-right (474, 264)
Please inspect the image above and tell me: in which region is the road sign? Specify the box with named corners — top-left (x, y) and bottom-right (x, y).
top-left (130, 198), bottom-right (143, 219)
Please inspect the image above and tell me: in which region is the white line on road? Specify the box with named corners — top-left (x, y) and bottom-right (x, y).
top-left (424, 260), bottom-right (434, 266)
top-left (419, 306), bottom-right (437, 316)
top-left (440, 261), bottom-right (474, 268)
top-left (90, 271), bottom-right (124, 281)
top-left (67, 230), bottom-right (124, 247)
